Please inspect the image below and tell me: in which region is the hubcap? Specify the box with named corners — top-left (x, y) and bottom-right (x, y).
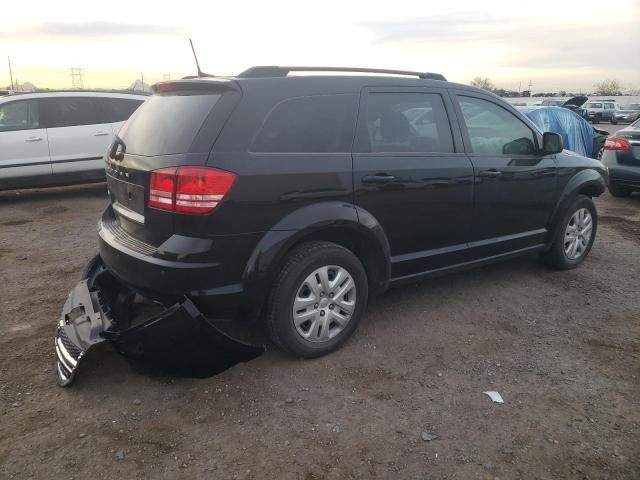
top-left (564, 208), bottom-right (593, 260)
top-left (292, 265), bottom-right (356, 343)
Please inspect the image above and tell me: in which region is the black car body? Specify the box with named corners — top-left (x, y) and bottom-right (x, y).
top-left (55, 67), bottom-right (607, 384)
top-left (602, 118), bottom-right (640, 196)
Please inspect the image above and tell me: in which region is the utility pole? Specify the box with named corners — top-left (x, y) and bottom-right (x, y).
top-left (8, 57), bottom-right (14, 89)
top-left (518, 81), bottom-right (522, 96)
top-left (528, 80), bottom-right (533, 97)
top-left (140, 72), bottom-right (145, 92)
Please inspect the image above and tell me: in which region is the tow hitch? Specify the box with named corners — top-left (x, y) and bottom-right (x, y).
top-left (55, 257), bottom-right (264, 387)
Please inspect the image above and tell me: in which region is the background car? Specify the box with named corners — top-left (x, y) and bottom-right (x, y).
top-left (583, 100), bottom-right (619, 124)
top-left (613, 104), bottom-right (640, 124)
top-left (519, 106), bottom-right (607, 159)
top-left (602, 118), bottom-right (640, 196)
top-left (0, 90), bottom-right (147, 191)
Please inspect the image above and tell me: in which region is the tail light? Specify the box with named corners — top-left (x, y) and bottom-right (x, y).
top-left (604, 137), bottom-right (631, 151)
top-left (148, 166), bottom-right (236, 214)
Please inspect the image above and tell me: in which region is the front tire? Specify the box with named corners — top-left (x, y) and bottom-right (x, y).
top-left (541, 195), bottom-right (597, 270)
top-left (265, 241), bottom-right (368, 358)
top-left (609, 184), bottom-right (632, 198)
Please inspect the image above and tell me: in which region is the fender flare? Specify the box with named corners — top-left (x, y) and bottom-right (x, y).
top-left (547, 169), bottom-right (606, 240)
top-left (241, 202), bottom-right (391, 311)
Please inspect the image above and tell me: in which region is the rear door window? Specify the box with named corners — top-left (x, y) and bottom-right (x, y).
top-left (98, 98), bottom-right (144, 123)
top-left (251, 94), bottom-right (357, 153)
top-left (355, 92), bottom-right (454, 153)
top-left (117, 94), bottom-right (220, 156)
top-left (0, 100), bottom-right (40, 131)
top-left (40, 97), bottom-right (100, 128)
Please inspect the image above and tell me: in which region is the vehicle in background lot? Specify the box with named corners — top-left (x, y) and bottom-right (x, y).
top-left (540, 99), bottom-right (565, 107)
top-left (519, 106), bottom-right (607, 159)
top-left (613, 104), bottom-right (640, 124)
top-left (0, 91), bottom-right (147, 191)
top-left (561, 95), bottom-right (589, 118)
top-left (583, 100), bottom-right (619, 124)
top-left (602, 118), bottom-right (640, 197)
top-left (55, 67), bottom-right (608, 385)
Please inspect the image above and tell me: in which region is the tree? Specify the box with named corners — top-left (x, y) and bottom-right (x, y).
top-left (470, 76), bottom-right (495, 91)
top-left (593, 79), bottom-right (622, 96)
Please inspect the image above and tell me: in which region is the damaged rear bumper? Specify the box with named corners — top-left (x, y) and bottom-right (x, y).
top-left (55, 257), bottom-right (264, 387)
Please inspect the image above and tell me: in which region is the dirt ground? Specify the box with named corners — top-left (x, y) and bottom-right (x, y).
top-left (1, 184), bottom-right (639, 480)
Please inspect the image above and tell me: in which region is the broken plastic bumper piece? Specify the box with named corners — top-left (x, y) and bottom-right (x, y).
top-left (55, 259), bottom-right (264, 387)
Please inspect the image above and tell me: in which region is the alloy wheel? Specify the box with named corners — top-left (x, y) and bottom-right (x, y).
top-left (564, 208), bottom-right (593, 260)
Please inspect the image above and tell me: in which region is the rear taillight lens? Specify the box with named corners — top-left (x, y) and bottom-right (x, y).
top-left (604, 137), bottom-right (631, 151)
top-left (175, 166), bottom-right (236, 213)
top-left (149, 167), bottom-right (176, 210)
top-left (148, 166), bottom-right (236, 214)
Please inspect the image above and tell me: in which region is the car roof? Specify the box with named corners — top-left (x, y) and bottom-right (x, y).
top-left (163, 71), bottom-right (494, 99)
top-left (0, 90), bottom-right (149, 103)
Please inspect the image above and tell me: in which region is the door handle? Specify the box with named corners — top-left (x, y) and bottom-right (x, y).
top-left (94, 131), bottom-right (110, 137)
top-left (25, 136), bottom-right (43, 142)
top-left (362, 174), bottom-right (396, 184)
top-left (478, 169), bottom-right (502, 178)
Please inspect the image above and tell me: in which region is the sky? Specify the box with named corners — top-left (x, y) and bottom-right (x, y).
top-left (2, 0), bottom-right (639, 92)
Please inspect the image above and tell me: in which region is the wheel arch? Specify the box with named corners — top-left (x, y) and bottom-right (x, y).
top-left (241, 202), bottom-right (391, 317)
top-left (546, 169), bottom-right (604, 244)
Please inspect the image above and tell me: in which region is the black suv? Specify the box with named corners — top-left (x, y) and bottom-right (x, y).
top-left (55, 67), bottom-right (607, 383)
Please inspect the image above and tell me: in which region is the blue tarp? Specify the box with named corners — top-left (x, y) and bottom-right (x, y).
top-left (520, 106), bottom-right (594, 158)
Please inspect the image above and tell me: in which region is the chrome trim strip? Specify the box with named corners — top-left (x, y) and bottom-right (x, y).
top-left (56, 337), bottom-right (78, 367)
top-left (113, 202), bottom-right (145, 225)
top-left (55, 343), bottom-right (74, 374)
top-left (56, 362), bottom-right (69, 381)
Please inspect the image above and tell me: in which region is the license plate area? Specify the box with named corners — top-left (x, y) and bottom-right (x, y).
top-left (107, 173), bottom-right (145, 216)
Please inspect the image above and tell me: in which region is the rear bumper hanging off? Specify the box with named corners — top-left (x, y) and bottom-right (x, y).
top-left (55, 257), bottom-right (264, 387)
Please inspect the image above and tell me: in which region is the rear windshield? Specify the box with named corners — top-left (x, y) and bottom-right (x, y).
top-left (118, 93), bottom-right (220, 156)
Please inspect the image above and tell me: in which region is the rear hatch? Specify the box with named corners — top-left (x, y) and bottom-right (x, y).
top-left (105, 79), bottom-right (241, 246)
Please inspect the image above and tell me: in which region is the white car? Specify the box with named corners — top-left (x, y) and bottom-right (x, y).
top-left (0, 91), bottom-right (147, 191)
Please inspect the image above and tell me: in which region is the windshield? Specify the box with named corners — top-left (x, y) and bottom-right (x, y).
top-left (585, 103), bottom-right (602, 108)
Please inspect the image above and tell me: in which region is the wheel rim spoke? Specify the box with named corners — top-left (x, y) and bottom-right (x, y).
top-left (291, 264), bottom-right (357, 344)
top-left (563, 208), bottom-right (593, 260)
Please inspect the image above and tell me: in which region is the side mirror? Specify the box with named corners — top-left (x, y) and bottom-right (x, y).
top-left (542, 132), bottom-right (563, 155)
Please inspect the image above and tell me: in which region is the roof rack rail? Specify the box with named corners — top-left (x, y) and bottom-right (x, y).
top-left (2, 89), bottom-right (151, 96)
top-left (238, 66), bottom-right (446, 81)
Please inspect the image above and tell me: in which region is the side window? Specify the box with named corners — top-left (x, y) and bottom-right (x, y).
top-left (98, 98), bottom-right (144, 123)
top-left (251, 95), bottom-right (357, 153)
top-left (456, 96), bottom-right (536, 155)
top-left (0, 100), bottom-right (39, 132)
top-left (40, 97), bottom-right (99, 128)
top-left (355, 92), bottom-right (454, 153)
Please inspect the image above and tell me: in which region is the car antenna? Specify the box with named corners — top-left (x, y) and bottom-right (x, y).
top-left (189, 39), bottom-right (213, 78)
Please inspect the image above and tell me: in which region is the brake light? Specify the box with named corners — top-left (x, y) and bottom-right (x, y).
top-left (155, 82), bottom-right (175, 93)
top-left (149, 167), bottom-right (176, 210)
top-left (148, 166), bottom-right (236, 214)
top-left (604, 137), bottom-right (631, 151)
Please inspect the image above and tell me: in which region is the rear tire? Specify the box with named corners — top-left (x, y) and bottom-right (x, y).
top-left (265, 241), bottom-right (368, 358)
top-left (609, 184), bottom-right (632, 197)
top-left (541, 195), bottom-right (597, 270)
